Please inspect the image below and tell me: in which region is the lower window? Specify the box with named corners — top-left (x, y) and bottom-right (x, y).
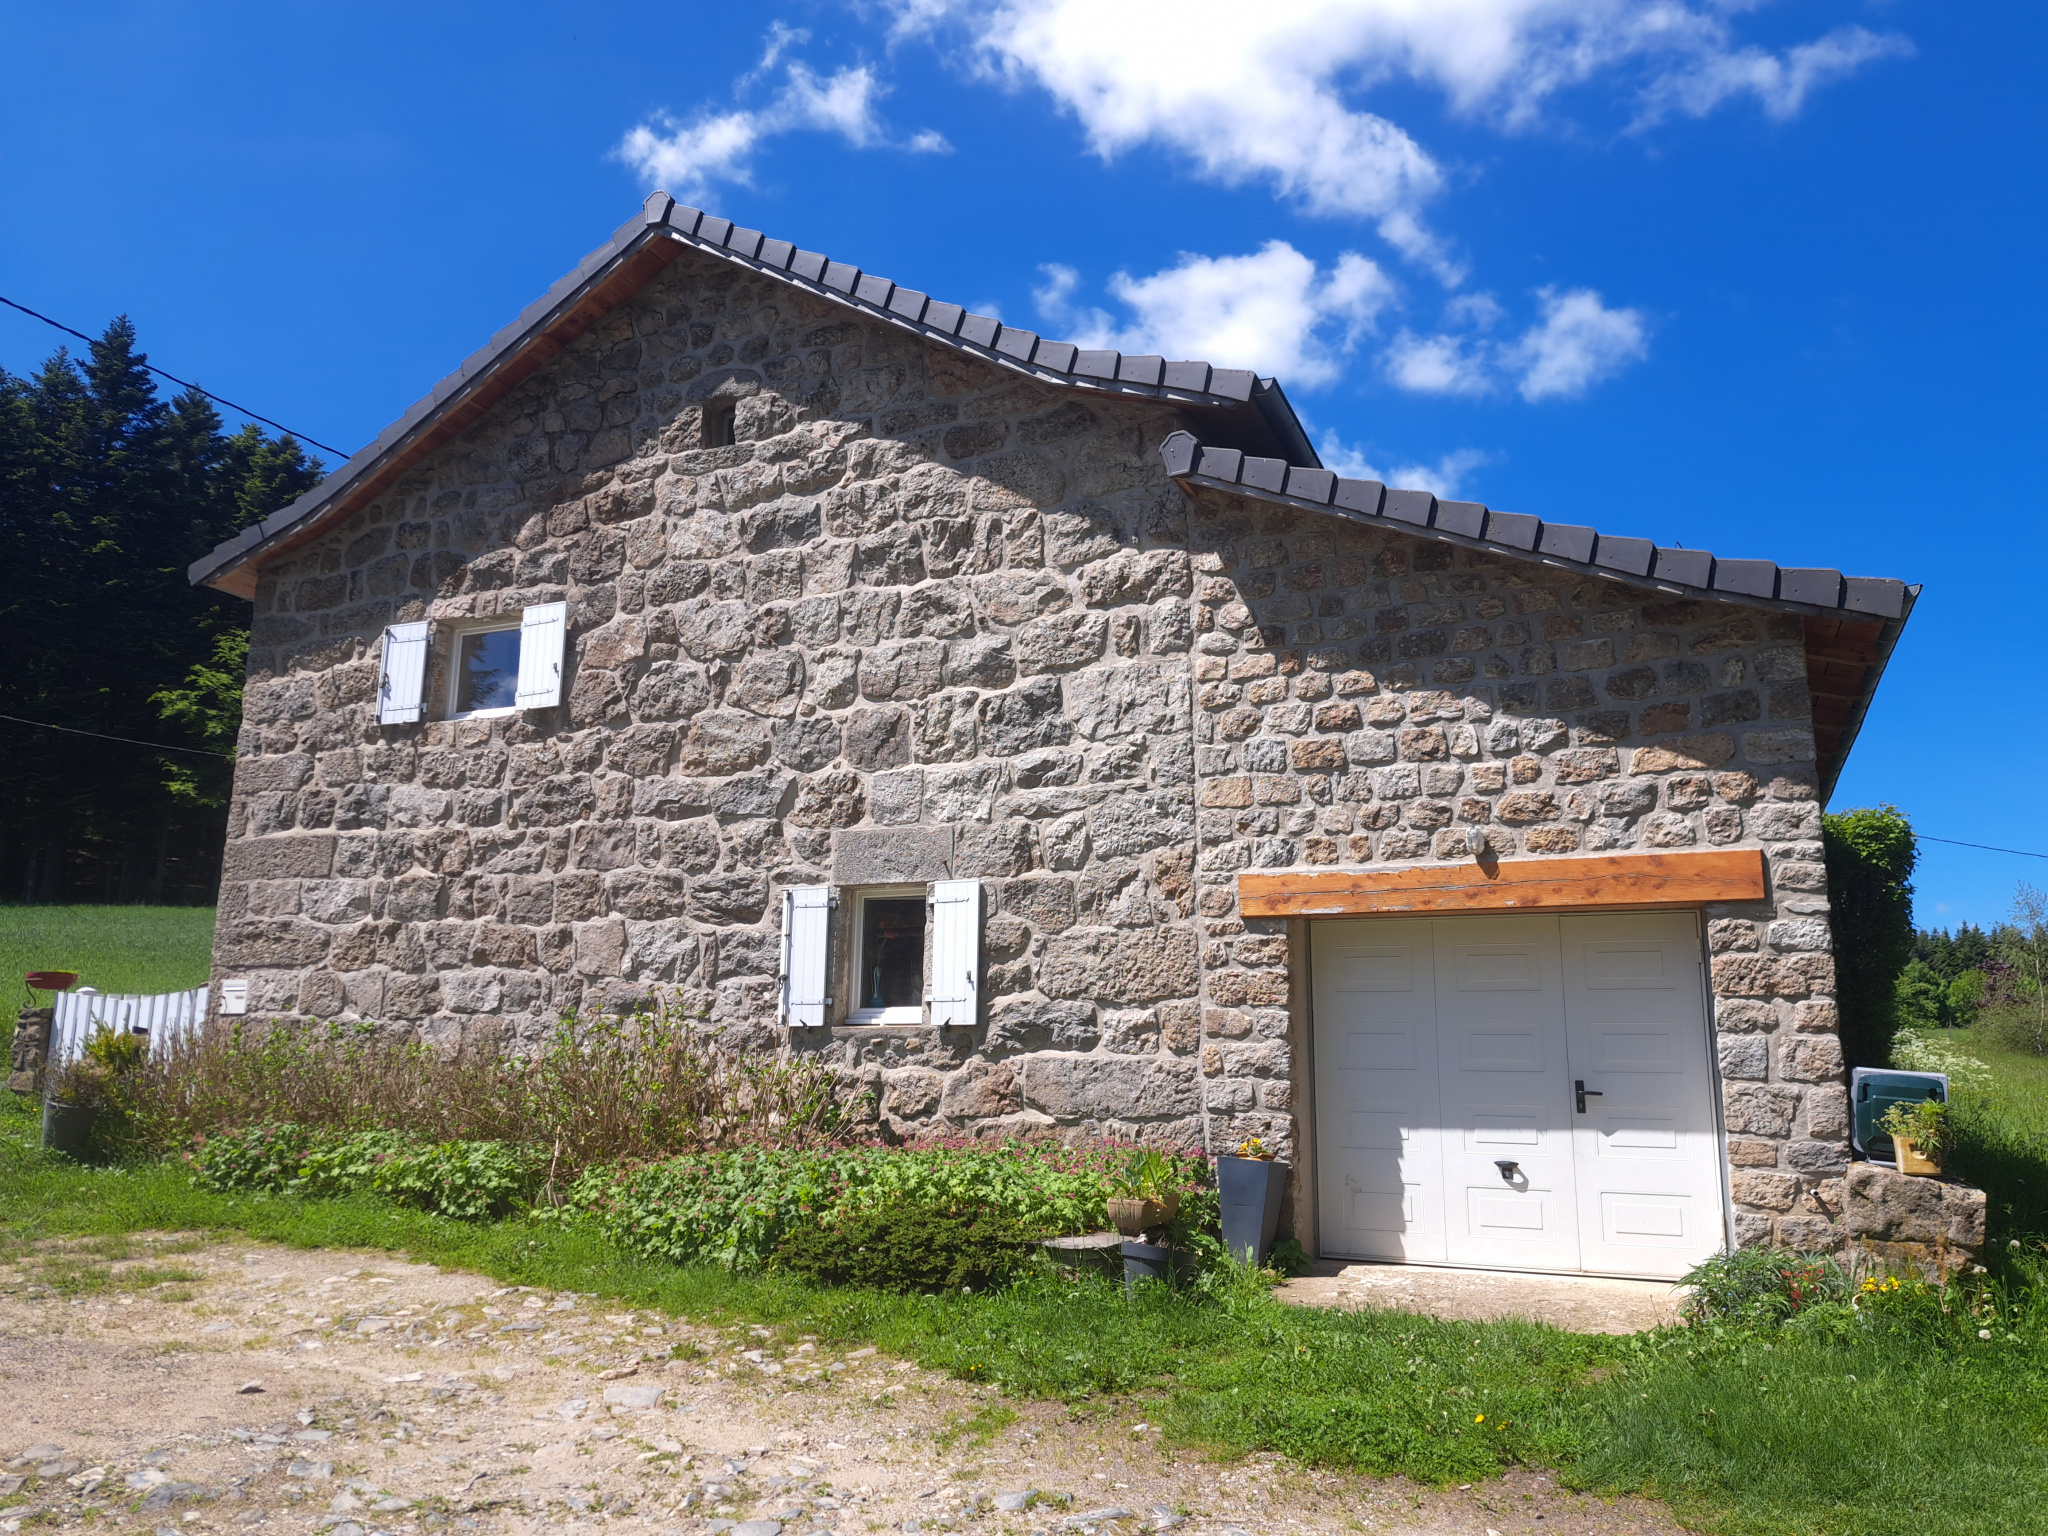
top-left (847, 887), bottom-right (927, 1025)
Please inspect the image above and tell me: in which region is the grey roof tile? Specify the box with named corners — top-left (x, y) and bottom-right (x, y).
top-left (698, 216), bottom-right (734, 246)
top-left (923, 300), bottom-right (965, 336)
top-left (1593, 534), bottom-right (1655, 576)
top-left (727, 227), bottom-right (765, 259)
top-left (758, 237), bottom-right (796, 270)
top-left (1207, 368), bottom-right (1257, 401)
top-left (1241, 457), bottom-right (1287, 494)
top-left (959, 312), bottom-right (1001, 348)
top-left (1382, 489), bottom-right (1435, 527)
top-left (1196, 446), bottom-right (1244, 481)
top-left (1333, 478), bottom-right (1384, 515)
top-left (1538, 523), bottom-right (1597, 563)
top-left (1843, 577), bottom-right (1907, 618)
top-left (1654, 547), bottom-right (1712, 587)
top-left (1778, 568), bottom-right (1844, 607)
top-left (1486, 512), bottom-right (1541, 551)
top-left (1074, 350), bottom-right (1119, 381)
top-left (790, 249), bottom-right (828, 282)
top-left (1118, 355), bottom-right (1165, 386)
top-left (1434, 500), bottom-right (1486, 539)
top-left (888, 287), bottom-right (930, 322)
top-left (1159, 430), bottom-right (1200, 477)
top-left (1162, 360), bottom-right (1211, 391)
top-left (1712, 558), bottom-right (1779, 599)
top-left (1036, 340), bottom-right (1078, 373)
top-left (854, 273), bottom-right (894, 307)
top-left (1284, 467), bottom-right (1335, 504)
top-left (669, 205), bottom-right (706, 236)
top-left (822, 260), bottom-right (860, 294)
top-left (994, 326), bottom-right (1039, 363)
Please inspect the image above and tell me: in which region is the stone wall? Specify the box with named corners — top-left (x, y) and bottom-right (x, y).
top-left (1175, 483), bottom-right (1849, 1249)
top-left (220, 243), bottom-right (1210, 1149)
top-left (213, 238), bottom-right (1853, 1251)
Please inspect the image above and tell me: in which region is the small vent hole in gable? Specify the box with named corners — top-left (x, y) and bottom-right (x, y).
top-left (700, 398), bottom-right (737, 449)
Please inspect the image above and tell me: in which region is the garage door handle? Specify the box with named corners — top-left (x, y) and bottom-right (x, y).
top-left (1575, 1080), bottom-right (1603, 1114)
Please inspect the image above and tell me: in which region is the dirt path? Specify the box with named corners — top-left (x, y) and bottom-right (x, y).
top-left (0, 1235), bottom-right (1688, 1536)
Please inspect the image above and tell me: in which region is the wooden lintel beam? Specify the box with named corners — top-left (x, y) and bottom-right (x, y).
top-left (1237, 848), bottom-right (1768, 919)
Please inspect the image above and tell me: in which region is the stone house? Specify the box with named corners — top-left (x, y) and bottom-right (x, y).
top-left (190, 191), bottom-right (1925, 1280)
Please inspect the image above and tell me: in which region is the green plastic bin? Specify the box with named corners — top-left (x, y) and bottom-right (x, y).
top-left (1850, 1067), bottom-right (1946, 1165)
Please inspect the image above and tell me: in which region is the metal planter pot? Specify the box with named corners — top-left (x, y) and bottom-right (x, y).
top-left (1217, 1155), bottom-right (1289, 1264)
top-left (1121, 1239), bottom-right (1192, 1291)
top-left (42, 1100), bottom-right (95, 1159)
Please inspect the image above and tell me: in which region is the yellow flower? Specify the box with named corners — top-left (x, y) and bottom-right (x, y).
top-left (1475, 1414), bottom-right (1485, 1423)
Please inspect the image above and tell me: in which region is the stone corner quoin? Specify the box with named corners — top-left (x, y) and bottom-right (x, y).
top-left (212, 236), bottom-right (1849, 1254)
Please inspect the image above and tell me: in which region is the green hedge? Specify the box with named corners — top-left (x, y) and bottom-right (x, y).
top-left (1823, 803), bottom-right (1919, 1070)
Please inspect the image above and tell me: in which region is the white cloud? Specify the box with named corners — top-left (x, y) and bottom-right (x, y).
top-left (1382, 286), bottom-right (1647, 399)
top-left (1035, 241), bottom-right (1394, 387)
top-left (884, 0), bottom-right (1910, 279)
top-left (1504, 285), bottom-right (1649, 400)
top-left (1637, 25), bottom-right (1915, 125)
top-left (615, 32), bottom-right (945, 200)
top-left (1318, 433), bottom-right (1491, 499)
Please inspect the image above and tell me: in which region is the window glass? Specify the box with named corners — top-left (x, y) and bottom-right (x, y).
top-left (859, 897), bottom-right (925, 1010)
top-left (456, 628), bottom-right (521, 713)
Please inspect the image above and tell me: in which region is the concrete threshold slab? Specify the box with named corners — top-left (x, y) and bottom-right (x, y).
top-left (1275, 1258), bottom-right (1684, 1334)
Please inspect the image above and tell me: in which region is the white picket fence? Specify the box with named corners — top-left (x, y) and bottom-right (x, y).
top-left (48, 985), bottom-right (209, 1072)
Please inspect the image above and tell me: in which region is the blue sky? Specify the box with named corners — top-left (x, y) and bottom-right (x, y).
top-left (2, 1), bottom-right (2042, 928)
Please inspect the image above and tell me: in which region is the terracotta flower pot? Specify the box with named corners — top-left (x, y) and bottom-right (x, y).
top-left (1106, 1193), bottom-right (1180, 1236)
top-left (1893, 1134), bottom-right (1942, 1177)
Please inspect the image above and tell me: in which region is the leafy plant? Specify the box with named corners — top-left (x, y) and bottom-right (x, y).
top-left (1110, 1148), bottom-right (1175, 1201)
top-left (1680, 1245), bottom-right (1852, 1327)
top-left (773, 1203), bottom-right (1042, 1293)
top-left (189, 1124), bottom-right (539, 1219)
top-left (1881, 1097), bottom-right (1953, 1158)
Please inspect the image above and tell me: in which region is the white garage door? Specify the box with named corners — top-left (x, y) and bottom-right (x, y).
top-left (1311, 911), bottom-right (1725, 1280)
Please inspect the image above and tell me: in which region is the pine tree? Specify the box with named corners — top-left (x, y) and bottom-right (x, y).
top-left (0, 318), bottom-right (323, 902)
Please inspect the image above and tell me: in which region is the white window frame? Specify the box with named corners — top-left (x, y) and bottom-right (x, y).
top-left (844, 884), bottom-right (929, 1026)
top-left (445, 618), bottom-right (526, 721)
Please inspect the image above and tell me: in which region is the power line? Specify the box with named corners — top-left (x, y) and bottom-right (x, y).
top-left (0, 711), bottom-right (231, 760)
top-left (1920, 835), bottom-right (2048, 862)
top-left (0, 294), bottom-right (351, 459)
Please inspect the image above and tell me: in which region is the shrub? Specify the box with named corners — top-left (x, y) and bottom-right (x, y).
top-left (774, 1204), bottom-right (1041, 1293)
top-left (1681, 1246), bottom-right (1852, 1328)
top-left (1823, 804), bottom-right (1918, 1070)
top-left (125, 1003), bottom-right (854, 1188)
top-left (568, 1141), bottom-right (1213, 1272)
top-left (190, 1124), bottom-right (539, 1219)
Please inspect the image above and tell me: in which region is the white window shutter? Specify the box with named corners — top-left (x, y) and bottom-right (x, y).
top-left (377, 622), bottom-right (430, 725)
top-left (779, 885), bottom-right (833, 1028)
top-left (927, 879), bottom-right (982, 1029)
top-left (516, 601), bottom-right (567, 709)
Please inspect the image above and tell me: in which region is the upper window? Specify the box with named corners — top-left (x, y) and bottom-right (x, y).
top-left (451, 624), bottom-right (521, 717)
top-left (848, 886), bottom-right (926, 1025)
top-left (700, 398), bottom-right (737, 449)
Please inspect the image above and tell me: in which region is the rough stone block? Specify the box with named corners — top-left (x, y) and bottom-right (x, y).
top-left (222, 836), bottom-right (336, 881)
top-left (832, 827), bottom-right (954, 883)
top-left (1018, 1054), bottom-right (1201, 1121)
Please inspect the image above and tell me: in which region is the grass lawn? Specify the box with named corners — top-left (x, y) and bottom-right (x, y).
top-left (3, 1096), bottom-right (2047, 1536)
top-left (0, 903), bottom-right (214, 998)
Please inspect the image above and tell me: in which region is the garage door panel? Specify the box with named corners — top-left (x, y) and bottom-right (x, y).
top-left (1466, 1184), bottom-right (1566, 1239)
top-left (1453, 1025), bottom-right (1549, 1073)
top-left (1314, 919), bottom-right (1446, 1264)
top-left (1561, 912), bottom-right (1723, 1277)
top-left (1599, 1190), bottom-right (1695, 1246)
